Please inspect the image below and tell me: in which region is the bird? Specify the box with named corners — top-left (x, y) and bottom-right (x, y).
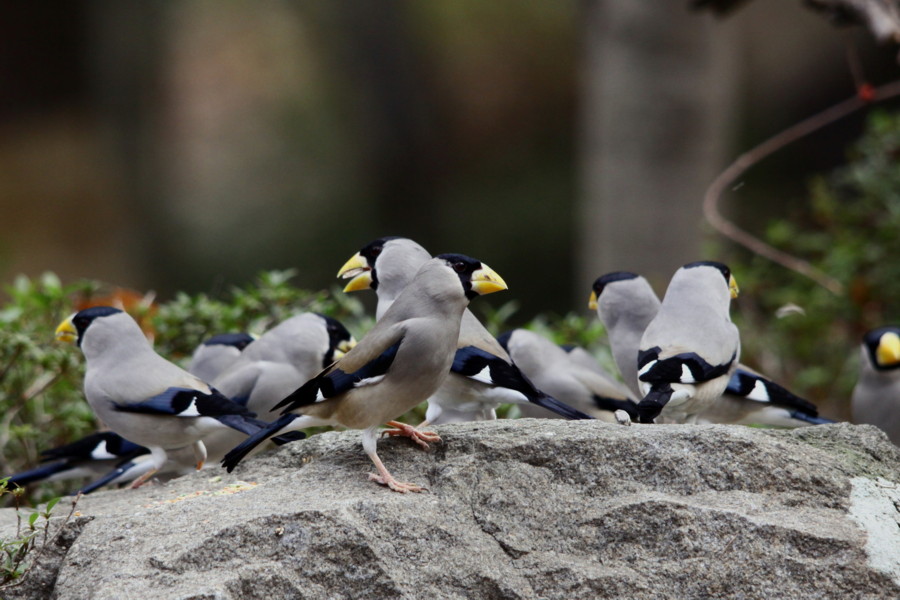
top-left (211, 313), bottom-right (355, 414)
top-left (591, 270), bottom-right (829, 426)
top-left (632, 261), bottom-right (741, 424)
top-left (336, 236), bottom-right (593, 424)
top-left (497, 328), bottom-right (638, 421)
top-left (589, 271), bottom-right (661, 399)
top-left (187, 332), bottom-right (256, 383)
top-left (222, 253), bottom-right (508, 492)
top-left (852, 326), bottom-right (900, 445)
top-left (55, 306), bottom-right (279, 488)
top-left (6, 431), bottom-right (148, 490)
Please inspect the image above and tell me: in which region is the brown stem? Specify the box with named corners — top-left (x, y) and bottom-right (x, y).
top-left (703, 79), bottom-right (900, 295)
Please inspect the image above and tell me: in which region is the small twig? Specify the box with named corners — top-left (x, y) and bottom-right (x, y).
top-left (703, 79), bottom-right (900, 295)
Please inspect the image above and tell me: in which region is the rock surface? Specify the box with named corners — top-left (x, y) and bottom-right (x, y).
top-left (3, 419), bottom-right (900, 599)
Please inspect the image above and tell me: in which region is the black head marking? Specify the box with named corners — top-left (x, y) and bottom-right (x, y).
top-left (317, 313), bottom-right (354, 366)
top-left (592, 271), bottom-right (639, 296)
top-left (71, 306), bottom-right (123, 347)
top-left (863, 326), bottom-right (900, 371)
top-left (435, 253), bottom-right (484, 300)
top-left (202, 333), bottom-right (255, 350)
top-left (683, 260), bottom-right (731, 284)
top-left (358, 236), bottom-right (404, 290)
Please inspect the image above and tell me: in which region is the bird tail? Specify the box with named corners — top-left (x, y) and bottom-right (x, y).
top-left (216, 414), bottom-right (269, 436)
top-left (529, 391), bottom-right (594, 420)
top-left (221, 414), bottom-right (301, 472)
top-left (76, 458), bottom-right (155, 495)
top-left (7, 462), bottom-right (73, 487)
top-left (637, 387), bottom-right (672, 423)
top-left (787, 411), bottom-right (836, 426)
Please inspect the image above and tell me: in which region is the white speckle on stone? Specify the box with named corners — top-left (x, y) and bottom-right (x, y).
top-left (848, 477), bottom-right (900, 586)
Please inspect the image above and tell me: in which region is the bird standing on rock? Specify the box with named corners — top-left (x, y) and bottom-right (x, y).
top-left (222, 254), bottom-right (508, 493)
top-left (497, 328), bottom-right (638, 421)
top-left (852, 326), bottom-right (900, 445)
top-left (591, 270), bottom-right (831, 427)
top-left (337, 236), bottom-right (593, 424)
top-left (56, 307), bottom-right (273, 488)
top-left (635, 262), bottom-right (741, 424)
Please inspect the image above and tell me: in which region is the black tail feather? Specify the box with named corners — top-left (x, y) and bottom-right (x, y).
top-left (76, 460), bottom-right (141, 495)
top-left (7, 462), bottom-right (72, 487)
top-left (637, 387), bottom-right (672, 423)
top-left (529, 392), bottom-right (594, 420)
top-left (221, 414), bottom-right (299, 472)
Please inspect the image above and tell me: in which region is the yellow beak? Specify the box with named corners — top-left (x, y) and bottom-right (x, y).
top-left (470, 264), bottom-right (508, 296)
top-left (729, 275), bottom-right (740, 299)
top-left (876, 331), bottom-right (900, 367)
top-left (334, 337), bottom-right (357, 360)
top-left (588, 290), bottom-right (599, 311)
top-left (55, 314), bottom-right (78, 344)
top-left (337, 252), bottom-right (373, 293)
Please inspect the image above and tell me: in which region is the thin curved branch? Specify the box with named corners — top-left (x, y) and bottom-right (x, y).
top-left (703, 79), bottom-right (900, 295)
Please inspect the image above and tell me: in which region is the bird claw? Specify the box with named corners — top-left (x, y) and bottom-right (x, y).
top-left (381, 421), bottom-right (441, 450)
top-left (368, 472), bottom-right (426, 493)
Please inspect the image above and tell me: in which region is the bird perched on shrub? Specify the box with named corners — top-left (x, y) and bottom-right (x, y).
top-left (222, 254), bottom-right (507, 492)
top-left (852, 326), bottom-right (900, 445)
top-left (336, 236), bottom-right (592, 424)
top-left (56, 307), bottom-right (276, 488)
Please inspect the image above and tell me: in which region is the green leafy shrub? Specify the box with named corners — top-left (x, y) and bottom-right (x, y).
top-left (729, 110), bottom-right (900, 419)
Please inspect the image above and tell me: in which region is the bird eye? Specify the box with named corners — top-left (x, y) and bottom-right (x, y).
top-left (371, 245), bottom-right (383, 257)
top-left (453, 261), bottom-right (467, 273)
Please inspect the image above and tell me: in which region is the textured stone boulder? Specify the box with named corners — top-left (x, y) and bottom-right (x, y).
top-left (3, 419), bottom-right (900, 599)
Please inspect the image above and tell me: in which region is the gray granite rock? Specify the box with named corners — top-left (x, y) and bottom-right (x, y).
top-left (3, 419), bottom-right (900, 599)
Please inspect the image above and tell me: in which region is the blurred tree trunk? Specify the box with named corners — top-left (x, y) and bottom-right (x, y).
top-left (576, 1), bottom-right (737, 293)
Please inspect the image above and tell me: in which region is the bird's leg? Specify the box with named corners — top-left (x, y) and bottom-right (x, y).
top-left (129, 468), bottom-right (159, 489)
top-left (192, 440), bottom-right (208, 470)
top-left (380, 420), bottom-right (441, 450)
top-left (362, 428), bottom-right (425, 493)
top-left (129, 446), bottom-right (167, 489)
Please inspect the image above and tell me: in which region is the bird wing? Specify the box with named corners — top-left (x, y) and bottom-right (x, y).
top-left (40, 431), bottom-right (146, 462)
top-left (726, 368), bottom-right (819, 415)
top-left (112, 386), bottom-right (255, 418)
top-left (272, 323), bottom-right (407, 413)
top-left (638, 346), bottom-right (737, 385)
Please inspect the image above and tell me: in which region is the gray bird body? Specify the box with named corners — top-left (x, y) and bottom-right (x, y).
top-left (79, 313), bottom-right (231, 449)
top-left (222, 254), bottom-right (507, 492)
top-left (636, 263), bottom-right (740, 423)
top-left (852, 327), bottom-right (900, 445)
top-left (500, 328), bottom-right (636, 422)
top-left (594, 270), bottom-right (826, 427)
top-left (594, 274), bottom-right (661, 399)
top-left (339, 237), bottom-right (590, 424)
top-left (58, 308), bottom-right (264, 487)
top-left (187, 333), bottom-right (254, 383)
top-left (213, 313), bottom-right (347, 414)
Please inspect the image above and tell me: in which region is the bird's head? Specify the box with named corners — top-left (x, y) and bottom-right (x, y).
top-left (435, 253), bottom-right (507, 300)
top-left (864, 326), bottom-right (900, 371)
top-left (588, 271), bottom-right (640, 310)
top-left (55, 306), bottom-right (124, 348)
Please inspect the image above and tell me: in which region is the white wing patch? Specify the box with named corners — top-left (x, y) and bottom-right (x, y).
top-left (465, 366), bottom-right (494, 386)
top-left (638, 360), bottom-right (656, 379)
top-left (680, 364), bottom-right (696, 383)
top-left (354, 375), bottom-right (386, 389)
top-left (90, 440), bottom-right (116, 460)
top-left (744, 380), bottom-right (770, 403)
top-left (178, 398), bottom-right (202, 417)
